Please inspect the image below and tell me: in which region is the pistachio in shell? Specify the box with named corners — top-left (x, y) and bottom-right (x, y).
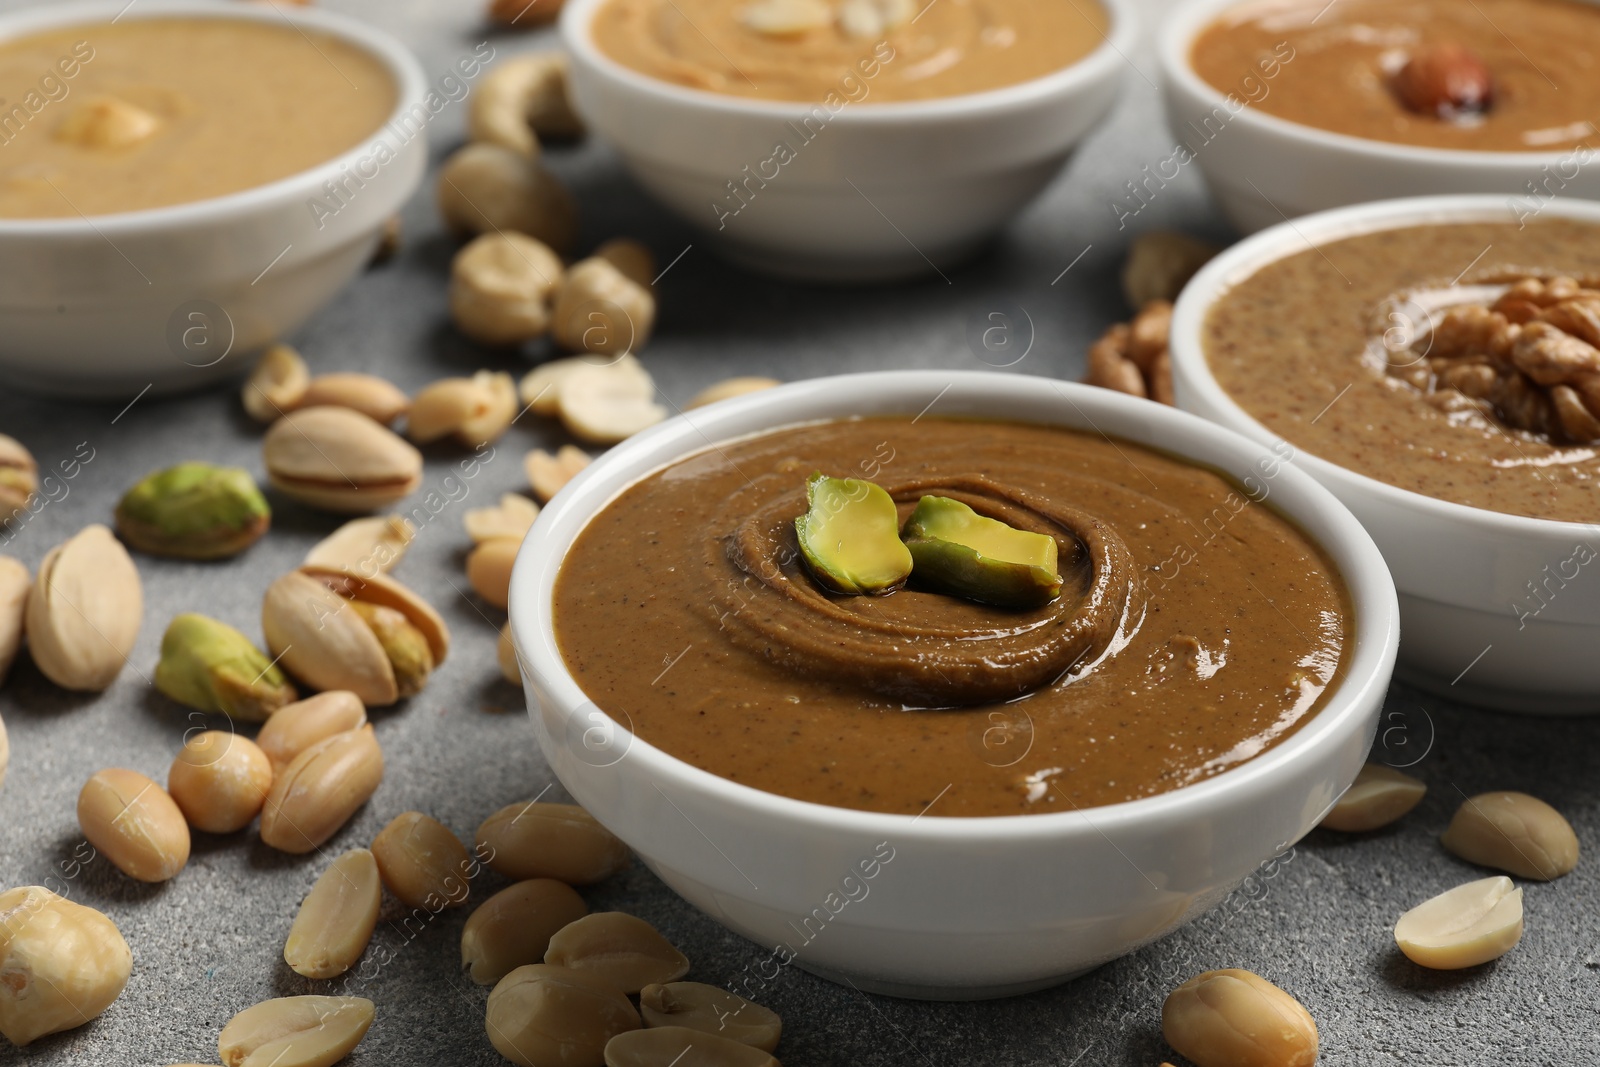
top-left (25, 524), bottom-right (143, 692)
top-left (0, 434), bottom-right (37, 524)
top-left (262, 565), bottom-right (449, 706)
top-left (114, 462), bottom-right (270, 560)
top-left (900, 495), bottom-right (1061, 609)
top-left (793, 472), bottom-right (911, 596)
top-left (262, 406), bottom-right (423, 514)
top-left (153, 613), bottom-right (297, 721)
top-left (0, 556), bottom-right (28, 687)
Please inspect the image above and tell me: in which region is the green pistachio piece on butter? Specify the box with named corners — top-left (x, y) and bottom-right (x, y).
top-left (901, 495), bottom-right (1062, 609)
top-left (154, 613), bottom-right (297, 721)
top-left (115, 462), bottom-right (270, 560)
top-left (349, 601), bottom-right (435, 698)
top-left (794, 471), bottom-right (912, 596)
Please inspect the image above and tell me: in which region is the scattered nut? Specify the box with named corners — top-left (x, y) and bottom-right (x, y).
top-left (262, 406), bottom-right (423, 514)
top-left (463, 879), bottom-right (589, 985)
top-left (284, 848), bottom-right (382, 980)
top-left (1320, 764), bottom-right (1426, 832)
top-left (639, 982), bottom-right (782, 1052)
top-left (25, 524), bottom-right (143, 692)
top-left (218, 995), bottom-right (374, 1067)
top-left (154, 613), bottom-right (297, 721)
top-left (0, 886), bottom-right (132, 1046)
top-left (605, 1026), bottom-right (781, 1067)
top-left (551, 257), bottom-right (657, 356)
top-left (688, 377), bottom-right (781, 410)
top-left (1441, 790), bottom-right (1579, 880)
top-left (1393, 43), bottom-right (1493, 118)
top-left (546, 912), bottom-right (690, 994)
top-left (259, 724), bottom-right (384, 854)
top-left (0, 556), bottom-right (29, 686)
top-left (0, 434), bottom-right (38, 523)
top-left (304, 514), bottom-right (416, 575)
top-left (488, 0), bottom-right (568, 31)
top-left (525, 445), bottom-right (591, 502)
top-left (263, 565), bottom-right (449, 706)
top-left (487, 964), bottom-right (641, 1067)
top-left (740, 0), bottom-right (833, 36)
top-left (469, 52), bottom-right (583, 157)
top-left (299, 373), bottom-right (411, 425)
top-left (1122, 230), bottom-right (1220, 309)
top-left (467, 537), bottom-right (520, 610)
top-left (167, 730), bottom-right (274, 834)
top-left (115, 462), bottom-right (271, 560)
top-left (497, 621), bottom-right (522, 685)
top-left (77, 768), bottom-right (191, 882)
top-left (466, 493), bottom-right (540, 544)
top-left (450, 233), bottom-right (565, 345)
top-left (438, 142), bottom-right (578, 253)
top-left (595, 238), bottom-right (656, 289)
top-left (519, 353), bottom-right (648, 416)
top-left (256, 690), bottom-right (368, 773)
top-left (242, 344), bottom-right (310, 422)
top-left (54, 95), bottom-right (160, 148)
top-left (560, 362), bottom-right (668, 445)
top-left (409, 371), bottom-right (518, 448)
top-left (371, 811), bottom-right (474, 910)
top-left (1162, 968), bottom-right (1317, 1067)
top-left (1084, 300), bottom-right (1174, 404)
top-left (1394, 875), bottom-right (1523, 970)
top-left (477, 801), bottom-right (632, 885)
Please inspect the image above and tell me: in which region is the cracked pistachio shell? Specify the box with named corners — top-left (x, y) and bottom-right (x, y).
top-left (0, 433), bottom-right (37, 523)
top-left (25, 524), bottom-right (143, 692)
top-left (794, 473), bottom-right (911, 596)
top-left (487, 964), bottom-right (640, 1067)
top-left (0, 555), bottom-right (28, 686)
top-left (219, 995), bottom-right (374, 1067)
top-left (262, 407), bottom-right (422, 514)
top-left (0, 886), bottom-right (132, 1046)
top-left (114, 462), bottom-right (270, 560)
top-left (154, 613), bottom-right (297, 721)
top-left (605, 1026), bottom-right (781, 1067)
top-left (242, 344), bottom-right (310, 423)
top-left (262, 567), bottom-right (448, 707)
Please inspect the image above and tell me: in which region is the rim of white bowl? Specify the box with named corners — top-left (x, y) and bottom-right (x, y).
top-left (1157, 0), bottom-right (1599, 168)
top-left (1169, 193), bottom-right (1600, 540)
top-left (0, 0), bottom-right (428, 235)
top-left (559, 0), bottom-right (1140, 122)
top-left (511, 371), bottom-right (1400, 842)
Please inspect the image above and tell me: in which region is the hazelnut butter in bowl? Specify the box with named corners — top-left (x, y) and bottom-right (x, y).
top-left (0, 0), bottom-right (427, 396)
top-left (509, 371), bottom-right (1399, 997)
top-left (560, 0), bottom-right (1137, 280)
top-left (1156, 0), bottom-right (1600, 232)
top-left (1170, 195), bottom-right (1600, 711)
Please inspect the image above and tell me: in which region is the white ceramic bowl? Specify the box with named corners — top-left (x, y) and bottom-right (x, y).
top-left (509, 370), bottom-right (1399, 999)
top-left (1157, 0), bottom-right (1600, 234)
top-left (0, 1), bottom-right (427, 398)
top-left (560, 0), bottom-right (1136, 281)
top-left (1170, 195), bottom-right (1600, 713)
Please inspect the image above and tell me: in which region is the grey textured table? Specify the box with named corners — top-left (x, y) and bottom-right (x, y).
top-left (2, 0), bottom-right (1598, 1064)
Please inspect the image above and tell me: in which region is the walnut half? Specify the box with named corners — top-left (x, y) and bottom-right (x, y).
top-left (1084, 300), bottom-right (1174, 405)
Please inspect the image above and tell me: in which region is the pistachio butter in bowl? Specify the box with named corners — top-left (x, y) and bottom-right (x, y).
top-left (0, 0), bottom-right (429, 397)
top-left (560, 0), bottom-right (1137, 281)
top-left (509, 370), bottom-right (1399, 998)
top-left (1169, 194), bottom-right (1600, 712)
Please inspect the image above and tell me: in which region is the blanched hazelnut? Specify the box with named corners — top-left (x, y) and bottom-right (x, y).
top-left (437, 143), bottom-right (577, 254)
top-left (450, 233), bottom-right (565, 345)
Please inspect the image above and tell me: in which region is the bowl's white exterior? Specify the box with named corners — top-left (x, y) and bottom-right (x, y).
top-left (0, 1), bottom-right (428, 398)
top-left (509, 371), bottom-right (1399, 998)
top-left (1156, 0), bottom-right (1600, 234)
top-left (1170, 196), bottom-right (1600, 712)
top-left (560, 0), bottom-right (1137, 281)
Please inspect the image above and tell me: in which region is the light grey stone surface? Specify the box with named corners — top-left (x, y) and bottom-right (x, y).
top-left (1, 0), bottom-right (1596, 1064)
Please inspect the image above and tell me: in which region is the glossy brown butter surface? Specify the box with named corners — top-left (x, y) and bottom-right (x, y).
top-left (554, 417), bottom-right (1347, 817)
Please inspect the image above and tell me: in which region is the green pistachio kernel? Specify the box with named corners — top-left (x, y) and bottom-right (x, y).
top-left (154, 613), bottom-right (297, 721)
top-left (115, 462), bottom-right (270, 560)
top-left (793, 472), bottom-right (913, 596)
top-left (901, 495), bottom-right (1062, 609)
top-left (349, 601), bottom-right (435, 698)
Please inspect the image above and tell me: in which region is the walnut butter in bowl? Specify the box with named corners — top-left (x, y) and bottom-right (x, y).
top-left (1170, 195), bottom-right (1600, 712)
top-left (1156, 0), bottom-right (1600, 233)
top-left (509, 370), bottom-right (1399, 997)
top-left (0, 0), bottom-right (427, 397)
top-left (560, 0), bottom-right (1137, 280)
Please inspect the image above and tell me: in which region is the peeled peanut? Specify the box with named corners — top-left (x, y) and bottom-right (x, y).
top-left (605, 1026), bottom-right (780, 1067)
top-left (284, 849), bottom-right (382, 980)
top-left (476, 801), bottom-right (631, 885)
top-left (638, 982), bottom-right (782, 1052)
top-left (525, 445), bottom-right (590, 502)
top-left (462, 878), bottom-right (589, 984)
top-left (545, 912), bottom-right (689, 994)
top-left (299, 373), bottom-right (410, 425)
top-left (1440, 791), bottom-right (1579, 880)
top-left (559, 363), bottom-right (667, 445)
top-left (371, 811), bottom-right (474, 910)
top-left (595, 238), bottom-right (655, 289)
top-left (519, 353), bottom-right (648, 416)
top-left (219, 995), bottom-right (374, 1067)
top-left (0, 886), bottom-right (132, 1046)
top-left (437, 142), bottom-right (577, 253)
top-left (450, 232), bottom-right (565, 345)
top-left (1161, 968), bottom-right (1317, 1067)
top-left (77, 768), bottom-right (191, 882)
top-left (1320, 764), bottom-right (1426, 832)
top-left (255, 690), bottom-right (368, 773)
top-left (1394, 876), bottom-right (1523, 970)
top-left (551, 257), bottom-right (656, 356)
top-left (465, 493), bottom-right (539, 544)
top-left (259, 725), bottom-right (384, 854)
top-left (243, 344), bottom-right (310, 422)
top-left (167, 731), bottom-right (273, 834)
top-left (488, 964), bottom-right (640, 1067)
top-left (410, 371), bottom-right (517, 448)
top-left (467, 537), bottom-right (519, 610)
